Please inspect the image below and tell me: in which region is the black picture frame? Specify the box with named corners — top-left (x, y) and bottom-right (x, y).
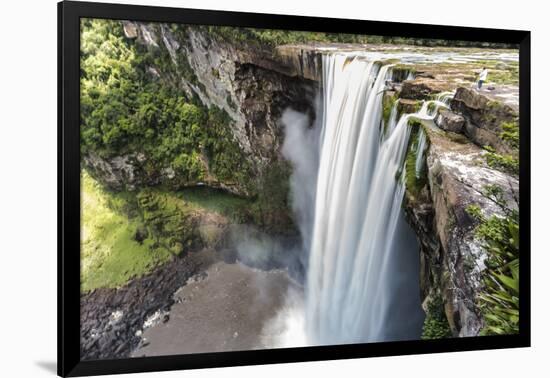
top-left (58, 1), bottom-right (531, 376)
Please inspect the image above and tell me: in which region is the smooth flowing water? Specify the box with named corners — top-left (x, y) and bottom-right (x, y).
top-left (283, 53), bottom-right (435, 346)
top-left (279, 53), bottom-right (457, 347)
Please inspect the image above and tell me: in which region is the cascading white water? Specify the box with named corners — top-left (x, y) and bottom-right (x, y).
top-left (415, 128), bottom-right (427, 178)
top-left (303, 54), bottom-right (425, 345)
top-left (277, 53), bottom-right (456, 347)
top-left (384, 101), bottom-right (400, 139)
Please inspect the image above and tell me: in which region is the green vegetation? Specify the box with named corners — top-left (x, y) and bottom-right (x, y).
top-left (466, 185), bottom-right (519, 335)
top-left (203, 107), bottom-right (253, 188)
top-left (382, 91), bottom-right (397, 135)
top-left (177, 186), bottom-right (249, 218)
top-left (203, 25), bottom-right (515, 49)
top-left (134, 190), bottom-right (199, 256)
top-left (80, 19), bottom-right (253, 189)
top-left (81, 171), bottom-right (173, 292)
top-left (487, 63), bottom-right (519, 85)
top-left (404, 120), bottom-right (429, 199)
top-left (203, 26), bottom-right (371, 48)
top-left (484, 146), bottom-right (519, 175)
top-left (250, 160), bottom-right (295, 235)
top-left (501, 121), bottom-right (520, 149)
top-left (483, 120), bottom-right (519, 176)
top-left (422, 295), bottom-right (453, 339)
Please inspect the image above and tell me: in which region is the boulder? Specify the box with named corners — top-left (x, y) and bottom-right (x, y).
top-left (436, 109), bottom-right (465, 133)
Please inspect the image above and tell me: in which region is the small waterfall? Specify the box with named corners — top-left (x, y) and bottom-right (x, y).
top-left (415, 128), bottom-right (427, 178)
top-left (384, 101), bottom-right (400, 139)
top-left (303, 54), bottom-right (424, 345)
top-left (435, 91), bottom-right (455, 106)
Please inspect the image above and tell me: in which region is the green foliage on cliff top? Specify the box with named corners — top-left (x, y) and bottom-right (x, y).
top-left (80, 19), bottom-right (253, 189)
top-left (204, 25), bottom-right (516, 49)
top-left (466, 185), bottom-right (519, 335)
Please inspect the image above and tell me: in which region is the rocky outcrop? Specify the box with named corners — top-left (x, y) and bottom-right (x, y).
top-left (134, 24), bottom-right (319, 161)
top-left (400, 78), bottom-right (449, 100)
top-left (275, 45), bottom-right (323, 81)
top-left (450, 87), bottom-right (518, 155)
top-left (405, 119), bottom-right (518, 337)
top-left (398, 99), bottom-right (421, 115)
top-left (436, 108), bottom-right (465, 133)
top-left (234, 63), bottom-right (317, 161)
top-left (83, 151), bottom-right (244, 195)
top-left (84, 21), bottom-right (319, 196)
top-left (83, 152), bottom-right (146, 191)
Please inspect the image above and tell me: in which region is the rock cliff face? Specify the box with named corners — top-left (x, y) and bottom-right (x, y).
top-left (402, 87), bottom-right (519, 337)
top-left (83, 21), bottom-right (320, 195)
top-left (450, 87), bottom-right (518, 155)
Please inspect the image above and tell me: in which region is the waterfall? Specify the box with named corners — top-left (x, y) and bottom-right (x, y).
top-left (384, 101), bottom-right (399, 139)
top-left (415, 128), bottom-right (427, 178)
top-left (301, 54), bottom-right (424, 345)
top-left (278, 53), bottom-right (452, 347)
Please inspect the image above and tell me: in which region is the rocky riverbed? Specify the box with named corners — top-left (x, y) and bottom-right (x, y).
top-left (80, 248), bottom-right (300, 360)
top-left (80, 250), bottom-right (217, 360)
top-left (132, 260), bottom-right (298, 356)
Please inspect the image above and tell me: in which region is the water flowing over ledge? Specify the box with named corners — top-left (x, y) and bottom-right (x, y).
top-left (278, 53), bottom-right (461, 346)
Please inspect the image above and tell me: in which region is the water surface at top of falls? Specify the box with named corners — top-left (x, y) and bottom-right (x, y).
top-left (299, 45), bottom-right (518, 64)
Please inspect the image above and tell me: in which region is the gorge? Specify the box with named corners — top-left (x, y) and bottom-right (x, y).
top-left (79, 19), bottom-right (520, 359)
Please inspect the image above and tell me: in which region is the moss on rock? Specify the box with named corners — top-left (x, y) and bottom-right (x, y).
top-left (422, 295), bottom-right (453, 339)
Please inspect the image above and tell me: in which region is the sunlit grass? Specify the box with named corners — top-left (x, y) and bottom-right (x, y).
top-left (81, 171), bottom-right (172, 292)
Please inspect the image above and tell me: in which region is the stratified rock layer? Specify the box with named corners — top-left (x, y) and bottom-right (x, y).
top-left (451, 87), bottom-right (518, 155)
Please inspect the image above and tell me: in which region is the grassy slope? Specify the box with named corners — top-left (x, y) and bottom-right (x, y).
top-left (81, 171), bottom-right (252, 293)
top-left (81, 172), bottom-right (172, 292)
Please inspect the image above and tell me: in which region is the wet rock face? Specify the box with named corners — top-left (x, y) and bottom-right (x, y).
top-left (403, 187), bottom-right (441, 302)
top-left (234, 63), bottom-right (318, 161)
top-left (275, 45), bottom-right (323, 81)
top-left (450, 87), bottom-right (518, 155)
